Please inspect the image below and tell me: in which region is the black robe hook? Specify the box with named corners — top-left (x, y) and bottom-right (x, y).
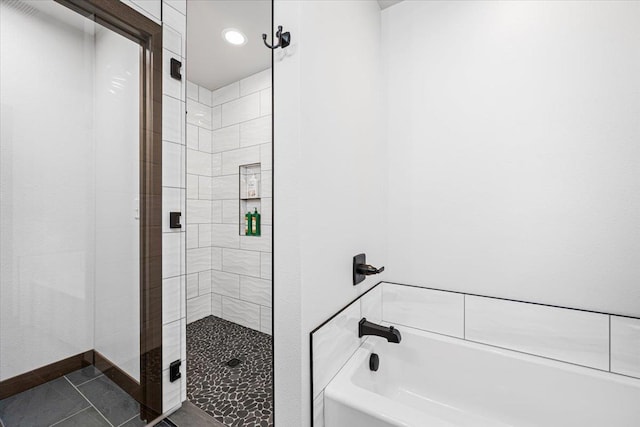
top-left (262, 25), bottom-right (291, 50)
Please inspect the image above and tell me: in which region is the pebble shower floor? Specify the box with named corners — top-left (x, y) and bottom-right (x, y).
top-left (187, 316), bottom-right (273, 427)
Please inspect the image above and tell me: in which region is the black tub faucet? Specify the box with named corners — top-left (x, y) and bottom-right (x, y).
top-left (358, 318), bottom-right (402, 343)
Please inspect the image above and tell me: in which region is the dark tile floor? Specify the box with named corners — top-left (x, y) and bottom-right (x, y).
top-left (187, 316), bottom-right (273, 427)
top-left (0, 367), bottom-right (147, 427)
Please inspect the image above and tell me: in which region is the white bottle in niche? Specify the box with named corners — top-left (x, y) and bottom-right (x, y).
top-left (247, 174), bottom-right (259, 198)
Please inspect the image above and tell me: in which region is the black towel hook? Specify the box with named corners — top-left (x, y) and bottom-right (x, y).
top-left (262, 25), bottom-right (291, 50)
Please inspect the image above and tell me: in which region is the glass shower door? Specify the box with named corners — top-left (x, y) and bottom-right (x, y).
top-left (0, 0), bottom-right (158, 425)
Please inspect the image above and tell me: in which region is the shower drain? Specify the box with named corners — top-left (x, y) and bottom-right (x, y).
top-left (226, 357), bottom-right (242, 368)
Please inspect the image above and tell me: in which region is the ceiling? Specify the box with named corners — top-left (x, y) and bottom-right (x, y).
top-left (187, 0), bottom-right (404, 91)
top-left (187, 0), bottom-right (271, 91)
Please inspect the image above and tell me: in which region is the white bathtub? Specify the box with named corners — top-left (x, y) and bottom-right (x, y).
top-left (324, 326), bottom-right (640, 427)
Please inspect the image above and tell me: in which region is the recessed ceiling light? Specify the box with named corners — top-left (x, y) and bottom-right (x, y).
top-left (222, 28), bottom-right (247, 46)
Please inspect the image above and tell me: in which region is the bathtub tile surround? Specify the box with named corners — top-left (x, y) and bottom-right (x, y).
top-left (465, 296), bottom-right (609, 370)
top-left (382, 284), bottom-right (464, 338)
top-left (611, 316), bottom-right (640, 378)
top-left (310, 282), bottom-right (640, 425)
top-left (312, 300), bottom-right (363, 397)
top-left (186, 70), bottom-right (272, 334)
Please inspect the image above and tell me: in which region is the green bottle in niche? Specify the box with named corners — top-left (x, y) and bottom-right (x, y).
top-left (252, 208), bottom-right (261, 236)
top-left (245, 211), bottom-right (252, 236)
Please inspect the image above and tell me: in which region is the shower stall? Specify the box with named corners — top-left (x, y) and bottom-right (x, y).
top-left (0, 0), bottom-right (163, 425)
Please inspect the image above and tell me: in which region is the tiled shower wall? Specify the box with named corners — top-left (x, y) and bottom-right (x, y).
top-left (123, 0), bottom-right (189, 415)
top-left (310, 282), bottom-right (640, 427)
top-left (185, 69), bottom-right (272, 335)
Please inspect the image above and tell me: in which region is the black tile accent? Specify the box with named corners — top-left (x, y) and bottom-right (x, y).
top-left (51, 407), bottom-right (111, 427)
top-left (65, 366), bottom-right (103, 386)
top-left (0, 377), bottom-right (89, 427)
top-left (77, 375), bottom-right (139, 427)
top-left (187, 316), bottom-right (273, 427)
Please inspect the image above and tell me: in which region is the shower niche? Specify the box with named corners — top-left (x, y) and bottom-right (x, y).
top-left (239, 163), bottom-right (262, 236)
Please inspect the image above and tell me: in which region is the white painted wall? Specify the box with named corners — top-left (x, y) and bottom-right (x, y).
top-left (274, 1), bottom-right (387, 425)
top-left (383, 1), bottom-right (640, 317)
top-left (93, 26), bottom-right (141, 381)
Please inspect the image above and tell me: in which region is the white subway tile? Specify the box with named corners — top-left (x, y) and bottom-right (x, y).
top-left (361, 285), bottom-right (383, 325)
top-left (163, 95), bottom-right (183, 143)
top-left (212, 200), bottom-right (223, 224)
top-left (162, 0), bottom-right (186, 37)
top-left (163, 141), bottom-right (184, 188)
top-left (198, 128), bottom-right (212, 153)
top-left (465, 296), bottom-right (610, 370)
top-left (260, 306), bottom-right (272, 335)
top-left (163, 233), bottom-right (181, 278)
top-left (240, 276), bottom-right (271, 307)
top-left (162, 320), bottom-right (181, 368)
top-left (128, 0), bottom-right (161, 21)
top-left (198, 176), bottom-right (212, 200)
top-left (260, 253), bottom-right (272, 280)
top-left (212, 224), bottom-right (240, 249)
top-left (611, 316), bottom-right (640, 378)
top-left (312, 301), bottom-right (361, 397)
top-left (222, 249), bottom-right (260, 277)
top-left (240, 116), bottom-right (271, 148)
top-left (186, 224), bottom-right (198, 249)
top-left (222, 93), bottom-right (260, 126)
top-left (240, 226), bottom-right (271, 252)
top-left (162, 188), bottom-right (183, 233)
top-left (240, 69), bottom-right (271, 96)
top-left (222, 146), bottom-right (260, 175)
top-left (164, 0), bottom-right (186, 15)
top-left (212, 106), bottom-right (222, 130)
top-left (186, 200), bottom-right (211, 224)
top-left (164, 25), bottom-right (182, 56)
top-left (186, 149), bottom-right (212, 176)
top-left (186, 124), bottom-right (198, 149)
top-left (198, 86), bottom-right (212, 106)
top-left (261, 198), bottom-right (272, 225)
top-left (186, 81), bottom-right (198, 101)
top-left (260, 143), bottom-right (272, 171)
top-left (163, 276), bottom-right (182, 325)
top-left (382, 284), bottom-right (463, 338)
top-left (198, 223), bottom-right (212, 248)
top-left (313, 392), bottom-right (324, 427)
top-left (211, 247), bottom-right (223, 271)
top-left (163, 50), bottom-right (183, 101)
top-left (211, 270), bottom-right (240, 298)
top-left (186, 247), bottom-right (211, 273)
top-left (222, 297), bottom-right (260, 331)
top-left (198, 270), bottom-right (211, 295)
top-left (162, 368), bottom-right (181, 412)
top-left (186, 273), bottom-right (198, 299)
top-left (212, 153), bottom-right (222, 177)
top-left (186, 98), bottom-right (212, 129)
top-left (186, 174), bottom-right (198, 199)
top-left (187, 295), bottom-right (211, 323)
top-left (212, 175), bottom-right (238, 200)
top-left (181, 318), bottom-right (186, 361)
top-left (212, 125), bottom-right (240, 153)
top-left (211, 82), bottom-right (240, 106)
top-left (212, 293), bottom-right (222, 317)
top-left (260, 89), bottom-right (272, 117)
top-left (222, 199), bottom-right (239, 224)
top-left (262, 174), bottom-right (272, 197)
